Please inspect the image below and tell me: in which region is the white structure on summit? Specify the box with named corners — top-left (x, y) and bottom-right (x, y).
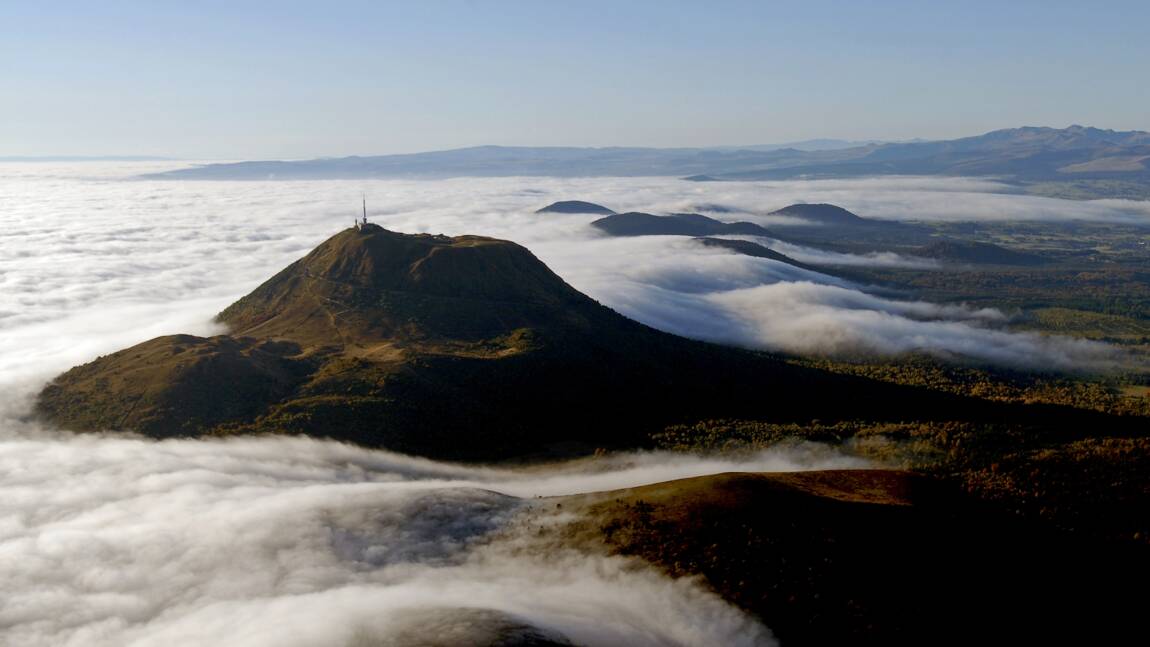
top-left (355, 195), bottom-right (369, 229)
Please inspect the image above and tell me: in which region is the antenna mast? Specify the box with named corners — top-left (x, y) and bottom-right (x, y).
top-left (362, 194), bottom-right (367, 225)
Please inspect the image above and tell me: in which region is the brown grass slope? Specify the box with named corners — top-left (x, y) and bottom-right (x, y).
top-left (36, 335), bottom-right (314, 436)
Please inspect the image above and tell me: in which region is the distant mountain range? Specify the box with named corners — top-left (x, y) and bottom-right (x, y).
top-left (715, 125), bottom-right (1150, 183)
top-left (146, 126), bottom-right (1150, 198)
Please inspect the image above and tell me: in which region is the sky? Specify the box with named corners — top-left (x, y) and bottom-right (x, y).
top-left (2, 0), bottom-right (1149, 159)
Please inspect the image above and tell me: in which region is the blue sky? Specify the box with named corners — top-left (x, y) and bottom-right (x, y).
top-left (2, 0), bottom-right (1147, 158)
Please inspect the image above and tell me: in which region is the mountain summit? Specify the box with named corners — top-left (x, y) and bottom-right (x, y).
top-left (218, 223), bottom-right (599, 350)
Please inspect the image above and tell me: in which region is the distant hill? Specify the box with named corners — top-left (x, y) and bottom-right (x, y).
top-left (770, 203), bottom-right (868, 225)
top-left (592, 212), bottom-right (772, 237)
top-left (145, 127), bottom-right (1150, 200)
top-left (915, 239), bottom-right (1048, 266)
top-left (535, 200), bottom-right (615, 215)
top-left (36, 223), bottom-right (1119, 459)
